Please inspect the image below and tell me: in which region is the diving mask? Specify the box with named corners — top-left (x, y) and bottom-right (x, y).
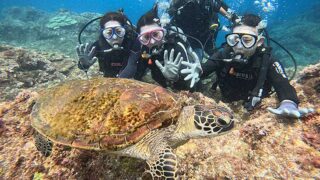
top-left (226, 33), bottom-right (258, 49)
top-left (138, 28), bottom-right (165, 46)
top-left (102, 26), bottom-right (126, 40)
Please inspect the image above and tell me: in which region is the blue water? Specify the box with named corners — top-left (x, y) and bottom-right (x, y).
top-left (0, 0), bottom-right (319, 66)
top-left (0, 0), bottom-right (154, 23)
top-left (0, 0), bottom-right (318, 24)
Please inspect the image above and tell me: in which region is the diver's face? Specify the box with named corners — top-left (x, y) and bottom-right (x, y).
top-left (139, 23), bottom-right (165, 49)
top-left (102, 21), bottom-right (125, 47)
top-left (231, 25), bottom-right (264, 58)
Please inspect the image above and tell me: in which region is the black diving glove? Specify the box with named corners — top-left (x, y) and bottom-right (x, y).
top-left (231, 13), bottom-right (241, 24)
top-left (76, 43), bottom-right (98, 70)
top-left (226, 9), bottom-right (241, 25)
top-left (244, 96), bottom-right (261, 111)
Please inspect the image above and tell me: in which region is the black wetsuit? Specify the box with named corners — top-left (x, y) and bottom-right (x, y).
top-left (202, 46), bottom-right (299, 104)
top-left (169, 0), bottom-right (223, 55)
top-left (134, 32), bottom-right (196, 91)
top-left (78, 34), bottom-right (140, 78)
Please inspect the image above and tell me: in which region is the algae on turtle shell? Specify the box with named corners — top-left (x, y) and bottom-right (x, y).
top-left (30, 77), bottom-right (234, 179)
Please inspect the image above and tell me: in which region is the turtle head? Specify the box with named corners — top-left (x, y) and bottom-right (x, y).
top-left (175, 105), bottom-right (234, 139)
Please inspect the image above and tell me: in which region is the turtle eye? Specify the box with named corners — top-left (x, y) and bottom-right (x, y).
top-left (217, 118), bottom-right (227, 126)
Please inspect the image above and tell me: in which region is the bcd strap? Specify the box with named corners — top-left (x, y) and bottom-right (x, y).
top-left (250, 48), bottom-right (272, 97)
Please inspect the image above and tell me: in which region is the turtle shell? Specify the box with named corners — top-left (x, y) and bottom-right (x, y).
top-left (31, 78), bottom-right (182, 150)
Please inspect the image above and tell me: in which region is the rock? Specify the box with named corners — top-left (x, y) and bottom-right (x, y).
top-left (0, 71), bottom-right (8, 81)
top-left (0, 118), bottom-right (5, 135)
top-left (16, 52), bottom-right (43, 71)
top-left (295, 62), bottom-right (320, 105)
top-left (0, 45), bottom-right (88, 102)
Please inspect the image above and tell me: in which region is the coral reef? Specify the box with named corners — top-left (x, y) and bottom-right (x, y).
top-left (46, 12), bottom-right (78, 30)
top-left (0, 45), bottom-right (100, 102)
top-left (0, 54), bottom-right (319, 178)
top-left (270, 5), bottom-right (320, 66)
top-left (0, 7), bottom-right (101, 57)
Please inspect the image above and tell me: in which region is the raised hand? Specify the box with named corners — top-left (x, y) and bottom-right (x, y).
top-left (180, 51), bottom-right (202, 88)
top-left (155, 49), bottom-right (183, 82)
top-left (76, 43), bottom-right (98, 70)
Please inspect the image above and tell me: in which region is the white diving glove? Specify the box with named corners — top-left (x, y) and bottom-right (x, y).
top-left (155, 49), bottom-right (183, 82)
top-left (180, 51), bottom-right (202, 88)
top-left (76, 43), bottom-right (98, 70)
top-left (267, 100), bottom-right (314, 118)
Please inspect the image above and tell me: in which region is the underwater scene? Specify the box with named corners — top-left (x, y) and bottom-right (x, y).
top-left (0, 0), bottom-right (319, 179)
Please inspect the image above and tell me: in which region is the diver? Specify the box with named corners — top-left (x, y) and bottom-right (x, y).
top-left (168, 0), bottom-right (239, 59)
top-left (134, 5), bottom-right (201, 91)
top-left (76, 11), bottom-right (140, 78)
top-left (181, 14), bottom-right (314, 118)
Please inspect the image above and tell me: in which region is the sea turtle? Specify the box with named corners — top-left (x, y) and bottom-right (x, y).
top-left (31, 77), bottom-right (234, 179)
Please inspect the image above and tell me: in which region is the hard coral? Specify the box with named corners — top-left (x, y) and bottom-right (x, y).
top-left (46, 14), bottom-right (78, 30)
top-left (3, 50), bottom-right (16, 57)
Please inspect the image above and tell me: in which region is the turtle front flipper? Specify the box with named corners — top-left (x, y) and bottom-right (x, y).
top-left (34, 131), bottom-right (53, 157)
top-left (120, 129), bottom-right (178, 179)
top-left (146, 145), bottom-right (177, 180)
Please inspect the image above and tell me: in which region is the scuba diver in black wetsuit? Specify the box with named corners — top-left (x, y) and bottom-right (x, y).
top-left (134, 5), bottom-right (201, 91)
top-left (169, 0), bottom-right (239, 59)
top-left (181, 14), bottom-right (314, 118)
top-left (76, 11), bottom-right (140, 78)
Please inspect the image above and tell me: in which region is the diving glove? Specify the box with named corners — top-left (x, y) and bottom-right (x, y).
top-left (226, 9), bottom-right (241, 25)
top-left (231, 13), bottom-right (241, 24)
top-left (76, 43), bottom-right (98, 70)
top-left (155, 49), bottom-right (183, 82)
top-left (244, 96), bottom-right (262, 111)
top-left (267, 100), bottom-right (314, 118)
top-left (180, 51), bottom-right (202, 88)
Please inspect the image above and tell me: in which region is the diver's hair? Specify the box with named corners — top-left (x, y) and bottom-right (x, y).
top-left (136, 4), bottom-right (159, 33)
top-left (235, 14), bottom-right (262, 28)
top-left (100, 12), bottom-right (126, 28)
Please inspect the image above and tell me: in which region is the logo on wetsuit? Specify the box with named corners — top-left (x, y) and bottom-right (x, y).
top-left (229, 67), bottom-right (254, 80)
top-left (111, 63), bottom-right (122, 67)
